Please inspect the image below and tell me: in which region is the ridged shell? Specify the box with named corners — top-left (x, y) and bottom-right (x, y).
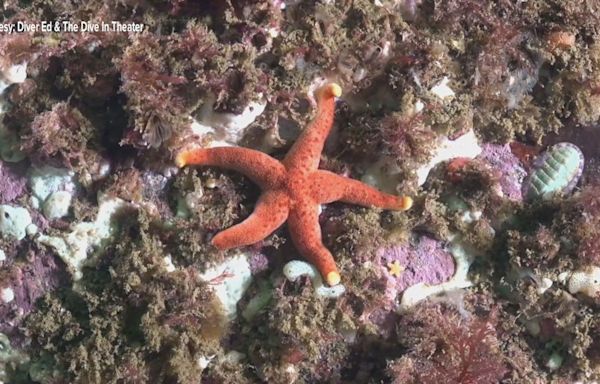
top-left (523, 142), bottom-right (584, 201)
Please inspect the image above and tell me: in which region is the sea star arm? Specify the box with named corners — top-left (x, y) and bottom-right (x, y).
top-left (283, 83), bottom-right (342, 172)
top-left (176, 147), bottom-right (285, 189)
top-left (287, 200), bottom-right (340, 286)
top-left (310, 170), bottom-right (413, 210)
top-left (211, 189), bottom-right (290, 249)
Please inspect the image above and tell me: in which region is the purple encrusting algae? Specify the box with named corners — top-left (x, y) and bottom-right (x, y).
top-left (377, 234), bottom-right (455, 294)
top-left (478, 143), bottom-right (526, 201)
top-left (0, 248), bottom-right (68, 344)
top-left (0, 161), bottom-right (27, 204)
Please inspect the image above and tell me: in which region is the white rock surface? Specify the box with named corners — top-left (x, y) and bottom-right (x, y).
top-left (190, 118), bottom-right (217, 137)
top-left (42, 190), bottom-right (73, 220)
top-left (37, 197), bottom-right (131, 280)
top-left (163, 255), bottom-right (176, 273)
top-left (28, 166), bottom-right (76, 209)
top-left (197, 97), bottom-right (266, 143)
top-left (198, 355), bottom-right (215, 372)
top-left (0, 63), bottom-right (27, 93)
top-left (360, 159), bottom-right (403, 194)
top-left (415, 129), bottom-right (482, 186)
top-left (198, 252), bottom-right (253, 319)
top-left (283, 260), bottom-right (346, 298)
top-left (25, 224), bottom-right (37, 236)
top-left (460, 209), bottom-right (482, 224)
top-left (189, 119), bottom-right (234, 148)
top-left (0, 205), bottom-right (32, 241)
top-left (561, 267), bottom-right (600, 298)
top-left (430, 76), bottom-right (455, 99)
top-left (537, 277), bottom-right (554, 295)
top-left (0, 287), bottom-right (14, 304)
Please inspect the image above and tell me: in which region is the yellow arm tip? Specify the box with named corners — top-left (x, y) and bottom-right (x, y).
top-left (175, 152), bottom-right (187, 168)
top-left (326, 271), bottom-right (341, 286)
top-left (318, 83), bottom-right (342, 99)
top-left (329, 83), bottom-right (342, 98)
top-left (400, 196), bottom-right (413, 211)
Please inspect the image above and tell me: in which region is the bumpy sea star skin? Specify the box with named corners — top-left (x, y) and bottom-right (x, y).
top-left (176, 83), bottom-right (413, 286)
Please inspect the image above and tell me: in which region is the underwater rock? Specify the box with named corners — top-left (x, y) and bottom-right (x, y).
top-left (0, 162), bottom-right (26, 204)
top-left (0, 332), bottom-right (28, 383)
top-left (0, 288), bottom-right (14, 303)
top-left (194, 97), bottom-right (266, 143)
top-left (28, 166), bottom-right (76, 210)
top-left (37, 197), bottom-right (132, 280)
top-left (42, 190), bottom-right (72, 220)
top-left (415, 129), bottom-right (482, 186)
top-left (559, 266), bottom-right (600, 299)
top-left (198, 252), bottom-right (253, 319)
top-left (241, 281), bottom-right (273, 321)
top-left (377, 234), bottom-right (455, 303)
top-left (248, 251), bottom-right (269, 275)
top-left (0, 63), bottom-right (27, 93)
top-left (0, 249), bottom-right (67, 342)
top-left (361, 158), bottom-right (404, 194)
top-left (478, 143), bottom-right (526, 201)
top-left (134, 170), bottom-right (173, 218)
top-left (0, 125), bottom-right (25, 163)
top-left (523, 143), bottom-right (584, 201)
top-left (430, 76), bottom-right (455, 99)
top-left (0, 205), bottom-right (32, 241)
top-left (283, 260), bottom-right (346, 298)
top-left (0, 64), bottom-right (27, 164)
top-left (400, 235), bottom-right (476, 309)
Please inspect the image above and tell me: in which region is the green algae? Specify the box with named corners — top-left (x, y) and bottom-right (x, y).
top-left (18, 212), bottom-right (226, 384)
top-left (168, 166), bottom-right (255, 266)
top-left (239, 285), bottom-right (351, 383)
top-left (0, 333), bottom-right (29, 382)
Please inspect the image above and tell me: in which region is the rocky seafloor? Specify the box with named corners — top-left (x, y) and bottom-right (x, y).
top-left (2, 0), bottom-right (600, 383)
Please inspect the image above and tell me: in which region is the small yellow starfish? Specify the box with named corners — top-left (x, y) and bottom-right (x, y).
top-left (387, 260), bottom-right (405, 278)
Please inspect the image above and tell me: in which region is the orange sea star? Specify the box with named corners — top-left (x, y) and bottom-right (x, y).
top-left (176, 83), bottom-right (412, 286)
